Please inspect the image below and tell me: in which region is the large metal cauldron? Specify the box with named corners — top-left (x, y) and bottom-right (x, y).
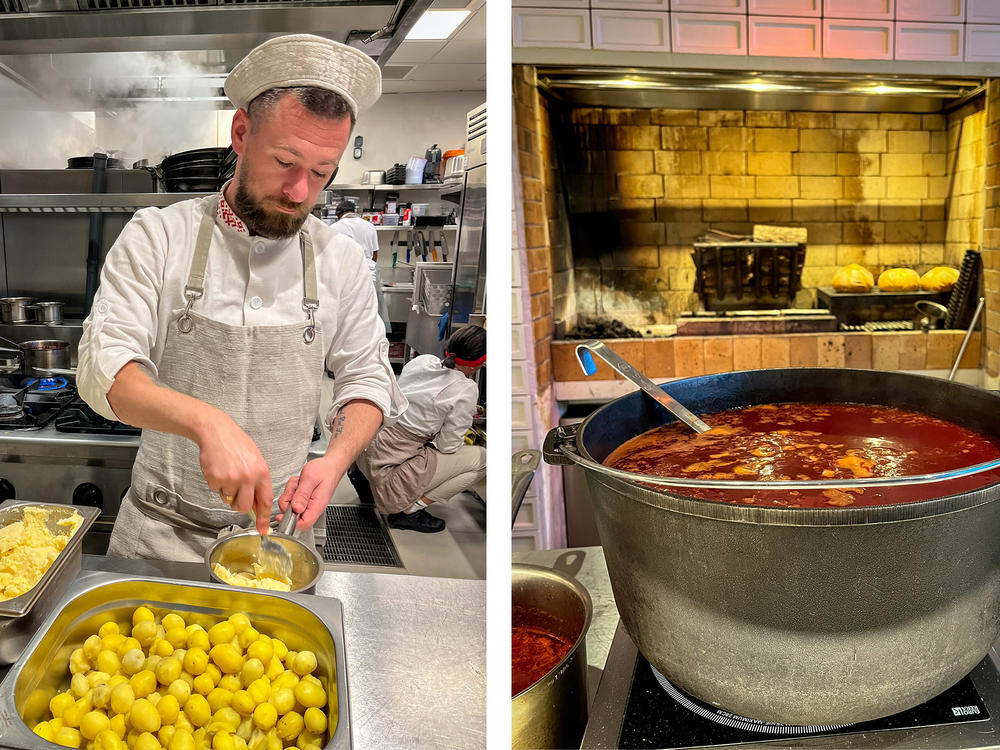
top-left (544, 368), bottom-right (1000, 726)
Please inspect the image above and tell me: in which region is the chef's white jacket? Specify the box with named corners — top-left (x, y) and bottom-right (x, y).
top-left (331, 215), bottom-right (379, 285)
top-left (396, 354), bottom-right (478, 454)
top-left (77, 192), bottom-right (405, 428)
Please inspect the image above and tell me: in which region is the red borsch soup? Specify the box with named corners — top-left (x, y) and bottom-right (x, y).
top-left (604, 403), bottom-right (1000, 508)
top-left (512, 605), bottom-right (575, 697)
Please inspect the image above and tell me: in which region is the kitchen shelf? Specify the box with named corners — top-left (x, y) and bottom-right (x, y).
top-left (0, 191), bottom-right (360, 214)
top-left (375, 225), bottom-right (457, 232)
top-left (331, 183), bottom-right (460, 192)
top-left (0, 192), bottom-right (215, 213)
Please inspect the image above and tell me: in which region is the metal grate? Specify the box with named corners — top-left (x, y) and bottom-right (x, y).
top-left (321, 504), bottom-right (402, 568)
top-left (840, 320), bottom-right (912, 332)
top-left (81, 0), bottom-right (213, 8)
top-left (0, 0), bottom-right (24, 12)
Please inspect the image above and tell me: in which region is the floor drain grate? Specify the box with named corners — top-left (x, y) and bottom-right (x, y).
top-left (321, 504), bottom-right (403, 568)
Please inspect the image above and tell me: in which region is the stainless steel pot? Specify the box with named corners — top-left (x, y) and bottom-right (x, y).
top-left (19, 340), bottom-right (69, 376)
top-left (205, 529), bottom-right (323, 594)
top-left (544, 368), bottom-right (1000, 726)
top-left (0, 297), bottom-right (34, 324)
top-left (512, 558), bottom-right (592, 750)
top-left (29, 302), bottom-right (63, 325)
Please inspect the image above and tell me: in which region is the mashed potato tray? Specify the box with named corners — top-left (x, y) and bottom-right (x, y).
top-left (0, 501), bottom-right (99, 665)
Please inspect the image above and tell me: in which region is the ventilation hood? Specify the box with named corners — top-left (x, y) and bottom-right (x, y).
top-left (0, 0), bottom-right (430, 68)
top-left (537, 67), bottom-right (986, 114)
top-left (0, 0), bottom-right (436, 107)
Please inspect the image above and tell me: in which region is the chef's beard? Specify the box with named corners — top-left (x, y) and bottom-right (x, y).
top-left (232, 161), bottom-right (311, 239)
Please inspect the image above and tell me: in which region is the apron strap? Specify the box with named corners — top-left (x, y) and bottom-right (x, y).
top-left (300, 230), bottom-right (319, 344)
top-left (178, 199), bottom-right (322, 344)
top-left (178, 208), bottom-right (216, 333)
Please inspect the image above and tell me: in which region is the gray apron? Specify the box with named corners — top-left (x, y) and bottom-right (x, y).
top-left (357, 421), bottom-right (438, 515)
top-left (108, 202), bottom-right (325, 561)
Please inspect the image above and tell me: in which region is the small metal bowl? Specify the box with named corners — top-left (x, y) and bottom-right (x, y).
top-left (205, 531), bottom-right (323, 594)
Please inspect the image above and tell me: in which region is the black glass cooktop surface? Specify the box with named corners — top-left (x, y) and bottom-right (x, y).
top-left (582, 623), bottom-right (1000, 750)
top-left (620, 655), bottom-right (989, 749)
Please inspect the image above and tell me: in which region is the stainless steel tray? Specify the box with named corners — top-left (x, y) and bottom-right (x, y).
top-left (0, 501), bottom-right (98, 618)
top-left (0, 570), bottom-right (351, 750)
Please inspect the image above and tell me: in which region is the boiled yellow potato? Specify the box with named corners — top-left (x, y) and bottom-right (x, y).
top-left (30, 606), bottom-right (333, 750)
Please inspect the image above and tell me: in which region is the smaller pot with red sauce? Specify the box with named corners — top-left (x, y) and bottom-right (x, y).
top-left (512, 562), bottom-right (592, 750)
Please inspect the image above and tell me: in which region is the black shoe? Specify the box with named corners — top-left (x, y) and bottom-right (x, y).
top-left (387, 509), bottom-right (446, 533)
top-left (347, 464), bottom-right (375, 506)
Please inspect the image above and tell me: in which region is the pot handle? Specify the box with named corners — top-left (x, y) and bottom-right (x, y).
top-left (552, 549), bottom-right (585, 578)
top-left (542, 423), bottom-right (579, 466)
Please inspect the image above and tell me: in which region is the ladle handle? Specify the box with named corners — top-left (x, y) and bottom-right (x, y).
top-left (575, 340), bottom-right (711, 434)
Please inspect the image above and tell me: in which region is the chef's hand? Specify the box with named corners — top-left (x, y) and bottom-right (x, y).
top-left (198, 412), bottom-right (273, 534)
top-left (277, 456), bottom-right (343, 531)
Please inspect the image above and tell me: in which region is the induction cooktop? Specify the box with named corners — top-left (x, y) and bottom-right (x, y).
top-left (582, 623), bottom-right (1000, 749)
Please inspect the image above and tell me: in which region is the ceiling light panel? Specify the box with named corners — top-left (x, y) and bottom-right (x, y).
top-left (405, 10), bottom-right (470, 40)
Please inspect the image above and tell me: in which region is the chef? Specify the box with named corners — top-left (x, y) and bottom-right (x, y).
top-left (356, 325), bottom-right (486, 533)
top-left (330, 199), bottom-right (392, 330)
top-left (77, 34), bottom-right (404, 560)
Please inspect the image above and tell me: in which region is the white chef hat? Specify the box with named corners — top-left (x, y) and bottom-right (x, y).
top-left (224, 34), bottom-right (382, 117)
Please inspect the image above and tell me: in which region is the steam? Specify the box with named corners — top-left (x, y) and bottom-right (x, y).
top-left (0, 50), bottom-right (230, 169)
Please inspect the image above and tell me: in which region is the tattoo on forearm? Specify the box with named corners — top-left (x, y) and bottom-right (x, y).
top-left (332, 413), bottom-right (346, 440)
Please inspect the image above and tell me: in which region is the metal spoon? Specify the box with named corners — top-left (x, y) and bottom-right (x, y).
top-left (575, 340), bottom-right (712, 434)
top-left (248, 506), bottom-right (298, 581)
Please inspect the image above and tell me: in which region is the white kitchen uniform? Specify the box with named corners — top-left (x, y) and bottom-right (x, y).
top-left (356, 355), bottom-right (484, 514)
top-left (78, 190), bottom-right (404, 560)
top-left (330, 214), bottom-right (378, 284)
top-left (331, 213), bottom-right (391, 332)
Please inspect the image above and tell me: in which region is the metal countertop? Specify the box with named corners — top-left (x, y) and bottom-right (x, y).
top-left (3, 554), bottom-right (486, 749)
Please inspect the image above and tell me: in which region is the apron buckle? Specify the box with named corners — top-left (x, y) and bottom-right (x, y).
top-left (303, 299), bottom-right (319, 344)
top-left (178, 288), bottom-right (203, 334)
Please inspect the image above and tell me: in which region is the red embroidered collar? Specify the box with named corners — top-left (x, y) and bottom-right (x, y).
top-left (217, 184), bottom-right (248, 236)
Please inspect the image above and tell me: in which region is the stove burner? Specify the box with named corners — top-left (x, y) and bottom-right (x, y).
top-left (0, 396), bottom-right (23, 418)
top-left (649, 666), bottom-right (850, 735)
top-left (33, 377), bottom-right (69, 392)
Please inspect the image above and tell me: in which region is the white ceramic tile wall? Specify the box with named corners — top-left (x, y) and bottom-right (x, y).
top-left (512, 8), bottom-right (592, 47)
top-left (748, 15), bottom-right (822, 56)
top-left (512, 0), bottom-right (588, 7)
top-left (967, 0), bottom-right (1000, 22)
top-left (513, 534), bottom-right (541, 552)
top-left (512, 360), bottom-right (531, 393)
top-left (593, 10), bottom-right (672, 50)
top-left (671, 12), bottom-right (748, 53)
top-left (895, 20), bottom-right (964, 58)
top-left (965, 23), bottom-right (1000, 59)
top-left (512, 324), bottom-right (528, 361)
top-left (594, 0), bottom-right (670, 9)
top-left (670, 0), bottom-right (746, 10)
top-left (511, 395), bottom-right (533, 430)
top-left (823, 19), bottom-right (895, 58)
top-left (512, 430), bottom-right (534, 454)
top-left (748, 0), bottom-right (821, 16)
top-left (823, 0), bottom-right (894, 19)
top-left (895, 0), bottom-right (965, 21)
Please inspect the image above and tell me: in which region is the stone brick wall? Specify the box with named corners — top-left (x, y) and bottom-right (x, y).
top-left (984, 80), bottom-right (1000, 382)
top-left (945, 100), bottom-right (985, 266)
top-left (554, 106), bottom-right (975, 328)
top-left (551, 330), bottom-right (981, 381)
top-left (513, 65), bottom-right (555, 391)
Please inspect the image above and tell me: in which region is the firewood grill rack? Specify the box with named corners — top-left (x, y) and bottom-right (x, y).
top-left (691, 241), bottom-right (806, 311)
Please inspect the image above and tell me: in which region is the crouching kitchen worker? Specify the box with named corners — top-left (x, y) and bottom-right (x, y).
top-left (356, 325), bottom-right (486, 533)
top-left (76, 34), bottom-right (404, 561)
